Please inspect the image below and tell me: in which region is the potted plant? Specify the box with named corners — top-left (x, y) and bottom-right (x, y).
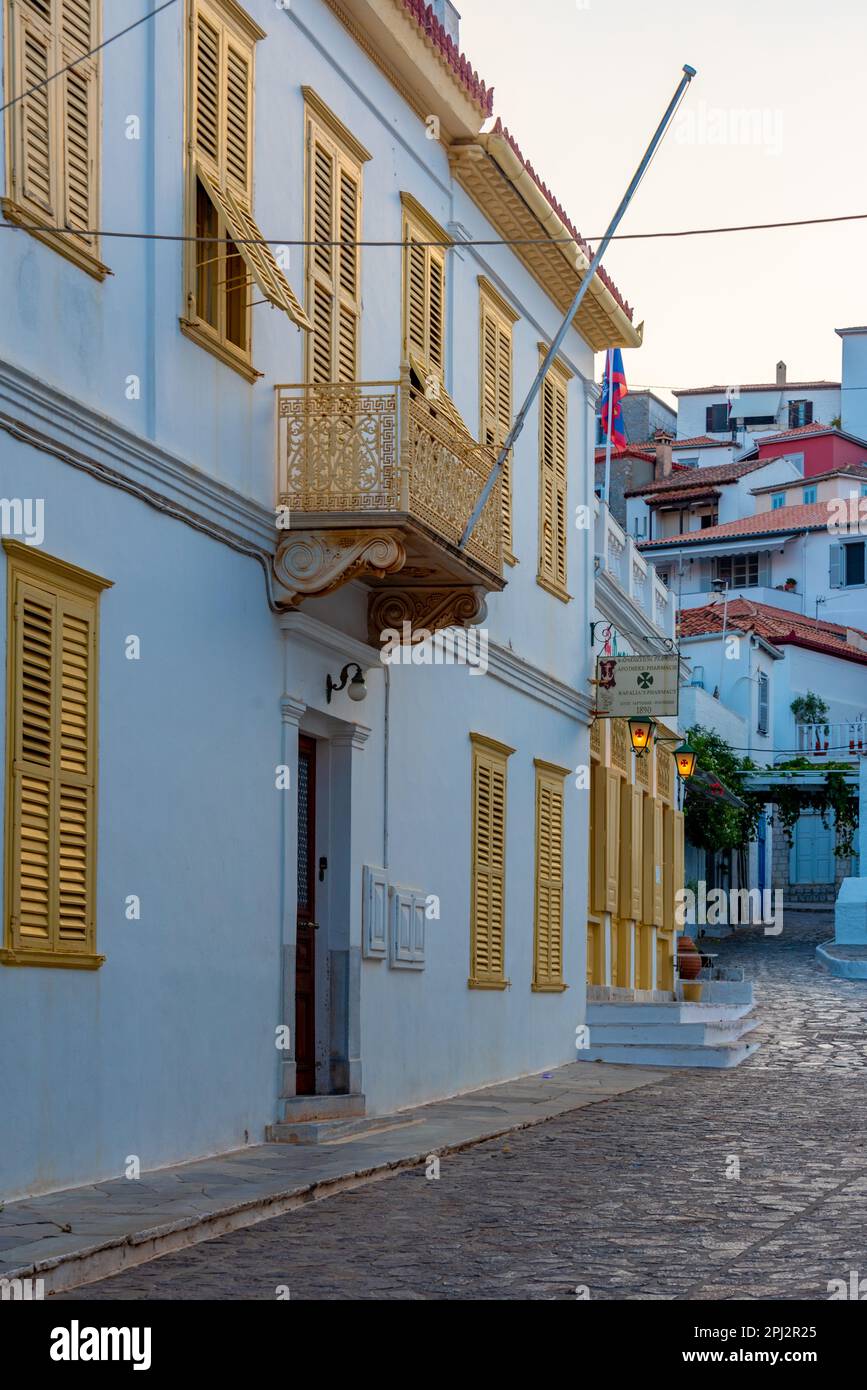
top-left (677, 934), bottom-right (703, 1003)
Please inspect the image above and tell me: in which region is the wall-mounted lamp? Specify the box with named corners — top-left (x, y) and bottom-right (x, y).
top-left (326, 663), bottom-right (367, 705)
top-left (674, 742), bottom-right (697, 780)
top-left (628, 716), bottom-right (656, 754)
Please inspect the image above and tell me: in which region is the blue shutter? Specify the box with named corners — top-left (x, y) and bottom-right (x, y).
top-left (829, 544), bottom-right (843, 588)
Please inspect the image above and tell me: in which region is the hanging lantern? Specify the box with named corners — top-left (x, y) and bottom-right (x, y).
top-left (674, 743), bottom-right (697, 779)
top-left (628, 717), bottom-right (656, 753)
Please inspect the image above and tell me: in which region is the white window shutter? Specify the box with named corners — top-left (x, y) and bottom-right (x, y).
top-left (389, 885), bottom-right (425, 970)
top-left (362, 865), bottom-right (387, 959)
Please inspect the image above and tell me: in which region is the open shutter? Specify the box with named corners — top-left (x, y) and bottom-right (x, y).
top-left (829, 544), bottom-right (843, 589)
top-left (481, 302), bottom-right (514, 554)
top-left (470, 742), bottom-right (509, 987)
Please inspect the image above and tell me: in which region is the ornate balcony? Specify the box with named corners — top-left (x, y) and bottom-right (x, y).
top-left (274, 373), bottom-right (504, 642)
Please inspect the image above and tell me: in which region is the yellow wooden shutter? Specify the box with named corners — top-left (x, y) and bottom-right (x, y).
top-left (306, 115), bottom-right (361, 383)
top-left (193, 9), bottom-right (221, 168)
top-left (643, 795), bottom-right (664, 927)
top-left (470, 735), bottom-right (513, 988)
top-left (59, 0), bottom-right (98, 245)
top-left (619, 784), bottom-right (643, 921)
top-left (604, 768), bottom-right (620, 915)
top-left (428, 246), bottom-right (445, 374)
top-left (402, 201), bottom-right (449, 376)
top-left (406, 232), bottom-right (428, 362)
top-left (480, 295), bottom-right (514, 555)
top-left (224, 40), bottom-right (250, 193)
top-left (14, 2), bottom-right (56, 219)
top-left (4, 545), bottom-right (108, 968)
top-left (538, 368), bottom-right (568, 594)
top-left (533, 763), bottom-right (567, 990)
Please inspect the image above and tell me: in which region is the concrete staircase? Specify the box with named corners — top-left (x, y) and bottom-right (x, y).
top-left (582, 983), bottom-right (759, 1069)
top-left (266, 1093), bottom-right (418, 1145)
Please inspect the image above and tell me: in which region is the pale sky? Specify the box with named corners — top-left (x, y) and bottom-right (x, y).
top-left (458, 0), bottom-right (867, 399)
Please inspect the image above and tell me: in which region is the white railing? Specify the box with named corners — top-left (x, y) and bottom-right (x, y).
top-left (595, 501), bottom-right (676, 639)
top-left (796, 721), bottom-right (867, 759)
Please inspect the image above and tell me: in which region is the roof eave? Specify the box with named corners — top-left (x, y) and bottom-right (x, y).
top-left (450, 133), bottom-right (641, 351)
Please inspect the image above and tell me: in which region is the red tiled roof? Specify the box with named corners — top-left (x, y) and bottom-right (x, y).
top-left (674, 381), bottom-right (840, 397)
top-left (624, 458), bottom-right (768, 499)
top-left (679, 598), bottom-right (867, 666)
top-left (671, 436), bottom-right (738, 450)
top-left (490, 119), bottom-right (633, 321)
top-left (400, 0), bottom-right (494, 114)
top-left (646, 486), bottom-right (722, 506)
top-left (755, 422), bottom-right (830, 443)
top-left (638, 501), bottom-right (831, 547)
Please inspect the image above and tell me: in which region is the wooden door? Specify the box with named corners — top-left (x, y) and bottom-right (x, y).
top-left (296, 736), bottom-right (317, 1095)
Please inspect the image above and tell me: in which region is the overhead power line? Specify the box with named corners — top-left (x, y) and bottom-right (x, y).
top-left (2, 210), bottom-right (867, 249)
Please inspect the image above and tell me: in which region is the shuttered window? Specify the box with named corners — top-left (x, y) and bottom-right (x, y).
top-left (480, 283), bottom-right (517, 558)
top-left (533, 760), bottom-right (568, 991)
top-left (469, 733), bottom-right (514, 990)
top-left (304, 97), bottom-right (368, 385)
top-left (2, 542), bottom-right (111, 969)
top-left (3, 0), bottom-right (104, 275)
top-left (538, 359), bottom-right (570, 598)
top-left (401, 195), bottom-right (448, 378)
top-left (184, 0), bottom-right (310, 372)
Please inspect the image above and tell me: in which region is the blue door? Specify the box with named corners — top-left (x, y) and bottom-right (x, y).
top-left (790, 814), bottom-right (835, 884)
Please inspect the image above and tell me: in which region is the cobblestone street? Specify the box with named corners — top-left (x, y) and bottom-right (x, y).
top-left (63, 911), bottom-right (867, 1301)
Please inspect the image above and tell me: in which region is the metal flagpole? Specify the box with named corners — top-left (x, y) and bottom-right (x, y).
top-left (459, 63), bottom-right (697, 552)
top-left (603, 349), bottom-right (615, 505)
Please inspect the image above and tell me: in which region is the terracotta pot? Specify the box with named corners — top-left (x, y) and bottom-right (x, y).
top-left (677, 934), bottom-right (703, 981)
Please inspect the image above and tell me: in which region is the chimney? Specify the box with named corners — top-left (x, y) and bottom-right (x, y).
top-left (654, 438), bottom-right (673, 480)
top-left (776, 360), bottom-right (787, 388)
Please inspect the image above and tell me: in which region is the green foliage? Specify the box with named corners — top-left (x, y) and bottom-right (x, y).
top-left (770, 758), bottom-right (858, 859)
top-left (790, 693), bottom-right (830, 725)
top-left (683, 725), bottom-right (761, 852)
top-left (684, 725), bottom-right (858, 860)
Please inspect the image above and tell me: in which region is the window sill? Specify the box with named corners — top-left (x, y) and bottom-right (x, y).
top-left (1, 199), bottom-right (112, 280)
top-left (504, 551), bottom-right (519, 567)
top-left (536, 575), bottom-right (571, 603)
top-left (0, 947), bottom-right (105, 970)
top-left (532, 981), bottom-right (568, 993)
top-left (179, 318), bottom-right (263, 383)
top-left (468, 977), bottom-right (509, 991)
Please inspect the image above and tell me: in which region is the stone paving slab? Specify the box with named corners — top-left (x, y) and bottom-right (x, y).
top-left (0, 1060), bottom-right (661, 1294)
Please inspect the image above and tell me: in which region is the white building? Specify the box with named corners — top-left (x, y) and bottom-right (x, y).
top-left (0, 0), bottom-right (644, 1199)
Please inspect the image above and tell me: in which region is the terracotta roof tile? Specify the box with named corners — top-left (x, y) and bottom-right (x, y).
top-left (624, 458), bottom-right (767, 499)
top-left (638, 500), bottom-right (832, 547)
top-left (400, 0), bottom-right (494, 114)
top-left (679, 598), bottom-right (867, 665)
top-left (594, 446), bottom-right (657, 464)
top-left (646, 486), bottom-right (722, 505)
top-left (491, 119), bottom-right (633, 321)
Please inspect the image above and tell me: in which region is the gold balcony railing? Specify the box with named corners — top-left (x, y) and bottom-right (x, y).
top-left (276, 377), bottom-right (502, 579)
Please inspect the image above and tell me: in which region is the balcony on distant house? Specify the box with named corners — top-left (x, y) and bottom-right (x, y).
top-left (273, 371), bottom-right (504, 642)
top-left (795, 720), bottom-right (867, 762)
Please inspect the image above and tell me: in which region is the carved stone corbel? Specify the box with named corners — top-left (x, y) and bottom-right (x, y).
top-left (273, 530), bottom-right (406, 605)
top-left (368, 586), bottom-right (489, 645)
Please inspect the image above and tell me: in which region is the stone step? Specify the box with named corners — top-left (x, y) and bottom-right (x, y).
top-left (278, 1093), bottom-right (366, 1124)
top-left (585, 1016), bottom-right (758, 1047)
top-left (586, 1000), bottom-right (753, 1026)
top-left (581, 1040), bottom-right (760, 1069)
top-left (266, 1112), bottom-right (418, 1146)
